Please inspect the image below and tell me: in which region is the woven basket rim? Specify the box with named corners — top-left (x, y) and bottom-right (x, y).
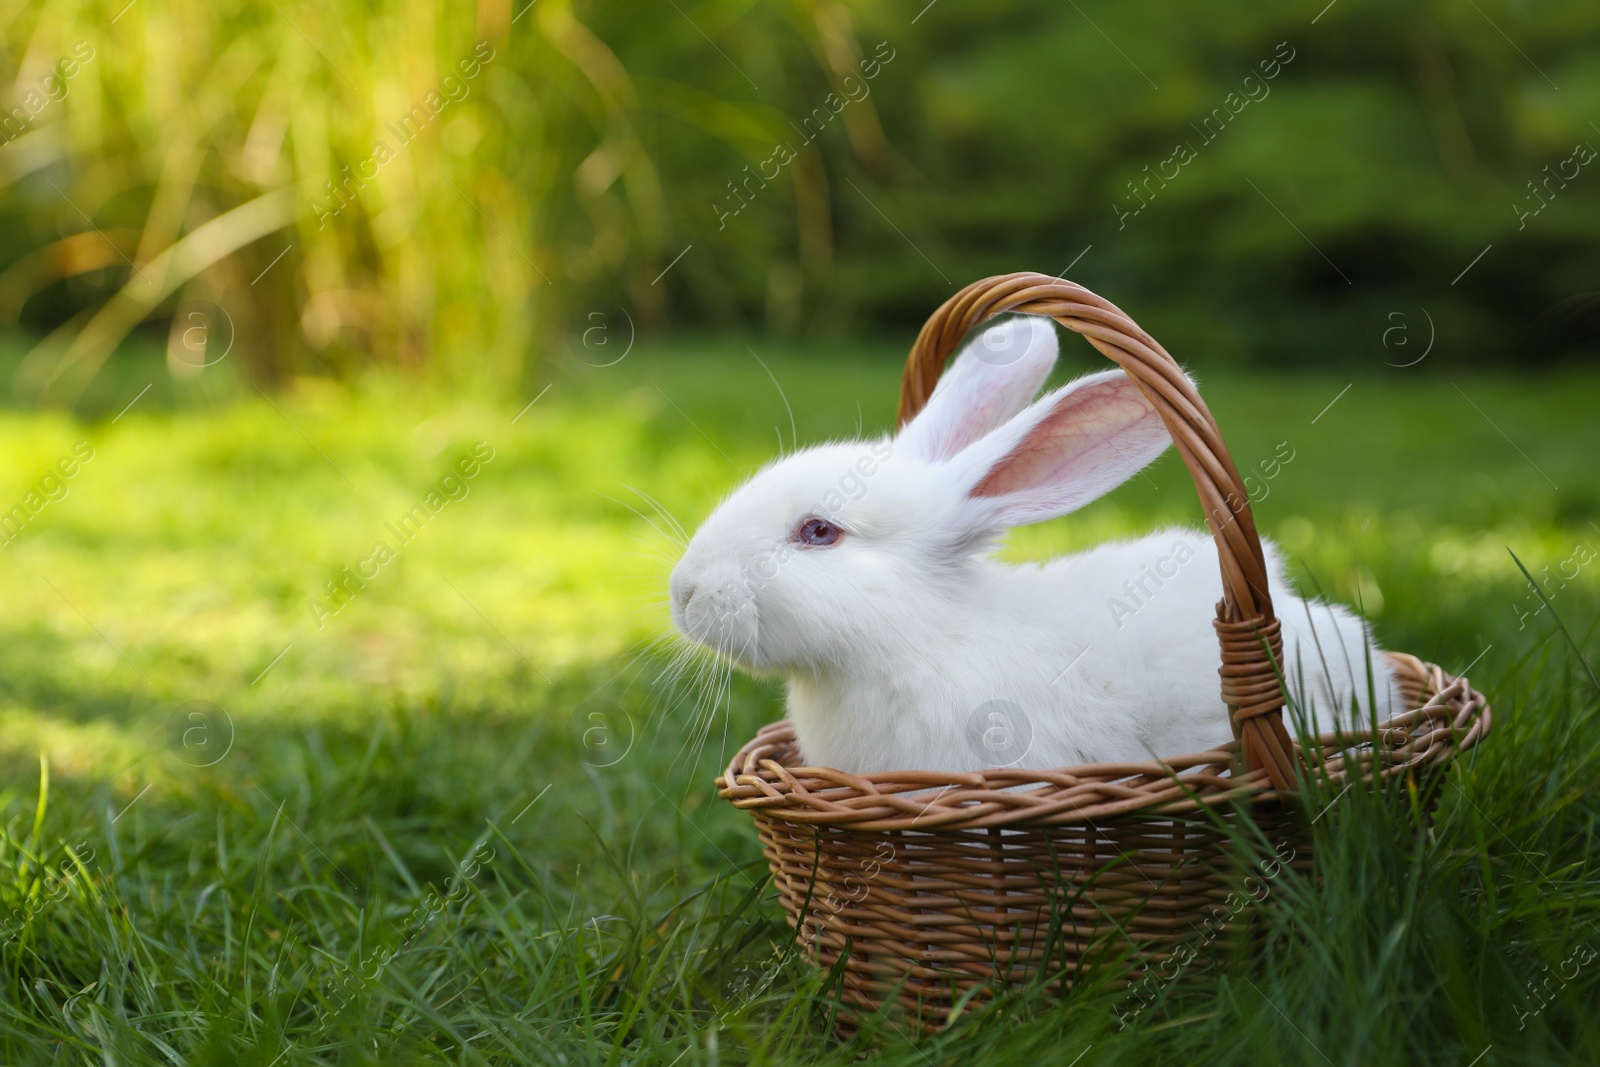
top-left (717, 650), bottom-right (1491, 832)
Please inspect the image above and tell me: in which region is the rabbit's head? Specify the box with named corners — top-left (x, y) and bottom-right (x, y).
top-left (669, 316), bottom-right (1176, 673)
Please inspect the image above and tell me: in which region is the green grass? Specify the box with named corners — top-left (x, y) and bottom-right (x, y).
top-left (0, 339), bottom-right (1597, 1065)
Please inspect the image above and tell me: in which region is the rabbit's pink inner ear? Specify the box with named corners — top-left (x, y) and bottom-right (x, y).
top-left (910, 395), bottom-right (1006, 462)
top-left (971, 373), bottom-right (1166, 507)
top-left (898, 317), bottom-right (1058, 463)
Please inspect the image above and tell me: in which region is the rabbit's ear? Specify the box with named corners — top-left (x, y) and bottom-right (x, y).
top-left (897, 316), bottom-right (1058, 463)
top-left (952, 368), bottom-right (1172, 529)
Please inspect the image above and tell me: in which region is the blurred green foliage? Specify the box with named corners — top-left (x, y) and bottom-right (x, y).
top-left (709, 0), bottom-right (1600, 366)
top-left (1, 0), bottom-right (1598, 400)
top-left (0, 0), bottom-right (871, 400)
top-left (830, 0), bottom-right (1600, 367)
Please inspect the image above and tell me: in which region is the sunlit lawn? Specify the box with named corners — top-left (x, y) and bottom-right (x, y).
top-left (0, 336), bottom-right (1597, 1064)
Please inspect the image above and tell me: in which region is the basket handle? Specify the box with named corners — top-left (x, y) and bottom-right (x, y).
top-left (899, 273), bottom-right (1298, 789)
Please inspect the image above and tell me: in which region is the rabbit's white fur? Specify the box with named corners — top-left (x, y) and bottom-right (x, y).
top-left (670, 317), bottom-right (1397, 773)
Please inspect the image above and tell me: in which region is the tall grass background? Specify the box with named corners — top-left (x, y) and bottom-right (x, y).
top-left (0, 0), bottom-right (905, 402)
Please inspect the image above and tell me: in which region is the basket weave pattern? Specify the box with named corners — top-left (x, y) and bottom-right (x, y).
top-left (716, 274), bottom-right (1491, 1027)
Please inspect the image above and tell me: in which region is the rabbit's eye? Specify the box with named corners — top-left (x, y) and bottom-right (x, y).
top-left (795, 518), bottom-right (842, 547)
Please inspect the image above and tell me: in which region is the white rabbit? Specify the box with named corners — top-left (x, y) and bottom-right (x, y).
top-left (669, 316), bottom-right (1398, 774)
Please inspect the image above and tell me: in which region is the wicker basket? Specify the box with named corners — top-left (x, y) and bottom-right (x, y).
top-left (716, 273), bottom-right (1492, 1029)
